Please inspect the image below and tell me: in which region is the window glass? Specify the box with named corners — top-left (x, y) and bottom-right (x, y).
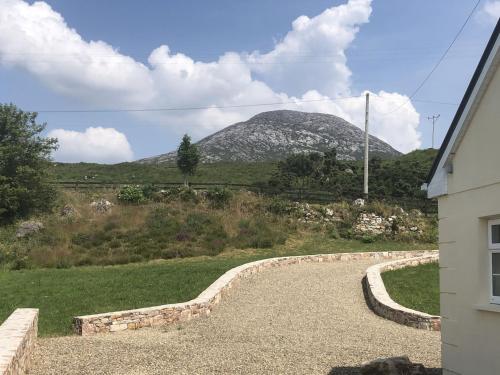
top-left (493, 253), bottom-right (500, 274)
top-left (493, 275), bottom-right (500, 297)
top-left (492, 224), bottom-right (500, 244)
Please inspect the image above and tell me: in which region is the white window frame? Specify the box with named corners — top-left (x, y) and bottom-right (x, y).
top-left (488, 219), bottom-right (500, 304)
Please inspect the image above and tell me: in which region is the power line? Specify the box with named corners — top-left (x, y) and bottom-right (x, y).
top-left (379, 0), bottom-right (481, 116)
top-left (31, 95), bottom-right (363, 114)
top-left (369, 93), bottom-right (459, 106)
top-left (29, 95), bottom-right (460, 115)
top-left (412, 99), bottom-right (459, 106)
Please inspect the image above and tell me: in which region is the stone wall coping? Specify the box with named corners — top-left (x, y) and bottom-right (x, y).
top-left (364, 254), bottom-right (440, 330)
top-left (0, 308), bottom-right (38, 375)
top-left (74, 250), bottom-right (438, 335)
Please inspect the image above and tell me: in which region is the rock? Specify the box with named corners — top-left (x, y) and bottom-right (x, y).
top-left (325, 208), bottom-right (334, 217)
top-left (395, 206), bottom-right (405, 215)
top-left (409, 209), bottom-right (423, 217)
top-left (90, 199), bottom-right (113, 213)
top-left (354, 213), bottom-right (389, 235)
top-left (16, 221), bottom-right (43, 238)
top-left (360, 356), bottom-right (427, 375)
top-left (344, 168), bottom-right (354, 174)
top-left (60, 204), bottom-right (77, 217)
top-left (353, 198), bottom-right (365, 207)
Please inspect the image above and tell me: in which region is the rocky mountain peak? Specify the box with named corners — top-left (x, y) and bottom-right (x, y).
top-left (137, 110), bottom-right (401, 164)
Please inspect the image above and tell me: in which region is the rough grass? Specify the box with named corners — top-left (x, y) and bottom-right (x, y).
top-left (381, 262), bottom-right (440, 316)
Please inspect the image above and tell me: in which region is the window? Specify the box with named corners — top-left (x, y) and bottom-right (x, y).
top-left (489, 219), bottom-right (500, 304)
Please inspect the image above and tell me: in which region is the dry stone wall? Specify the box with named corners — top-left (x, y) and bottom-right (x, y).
top-left (364, 255), bottom-right (440, 331)
top-left (73, 250), bottom-right (438, 335)
top-left (0, 309), bottom-right (38, 375)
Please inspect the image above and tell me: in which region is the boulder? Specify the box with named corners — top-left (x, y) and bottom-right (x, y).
top-left (353, 198), bottom-right (365, 207)
top-left (60, 204), bottom-right (77, 217)
top-left (90, 199), bottom-right (113, 214)
top-left (360, 356), bottom-right (427, 375)
top-left (16, 221), bottom-right (44, 238)
top-left (344, 168), bottom-right (354, 175)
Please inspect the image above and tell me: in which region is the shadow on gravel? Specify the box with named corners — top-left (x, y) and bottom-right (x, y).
top-left (327, 366), bottom-right (443, 374)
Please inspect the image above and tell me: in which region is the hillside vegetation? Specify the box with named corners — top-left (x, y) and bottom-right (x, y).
top-left (52, 149), bottom-right (437, 207)
top-left (52, 161), bottom-right (278, 185)
top-left (0, 187), bottom-right (437, 270)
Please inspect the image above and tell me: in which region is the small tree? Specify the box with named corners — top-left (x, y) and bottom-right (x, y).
top-left (176, 134), bottom-right (200, 186)
top-left (0, 104), bottom-right (58, 223)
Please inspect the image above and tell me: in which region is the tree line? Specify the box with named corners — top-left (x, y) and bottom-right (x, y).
top-left (266, 148), bottom-right (436, 202)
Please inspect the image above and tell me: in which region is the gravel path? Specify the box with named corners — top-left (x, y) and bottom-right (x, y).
top-left (31, 259), bottom-right (441, 374)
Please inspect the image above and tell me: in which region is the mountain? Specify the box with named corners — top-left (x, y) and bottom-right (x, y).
top-left (138, 110), bottom-right (401, 164)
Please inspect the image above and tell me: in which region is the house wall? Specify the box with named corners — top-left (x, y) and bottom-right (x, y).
top-left (439, 64), bottom-right (500, 375)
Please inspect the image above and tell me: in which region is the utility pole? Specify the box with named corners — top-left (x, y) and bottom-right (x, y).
top-left (363, 92), bottom-right (369, 200)
top-left (427, 114), bottom-right (440, 149)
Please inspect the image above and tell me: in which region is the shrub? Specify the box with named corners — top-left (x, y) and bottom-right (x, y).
top-left (267, 197), bottom-right (293, 215)
top-left (117, 185), bottom-right (146, 204)
top-left (141, 184), bottom-right (157, 199)
top-left (205, 187), bottom-right (232, 208)
top-left (361, 235), bottom-right (377, 244)
top-left (178, 187), bottom-right (199, 203)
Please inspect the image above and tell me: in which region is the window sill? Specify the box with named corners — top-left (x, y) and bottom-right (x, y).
top-left (475, 303), bottom-right (500, 313)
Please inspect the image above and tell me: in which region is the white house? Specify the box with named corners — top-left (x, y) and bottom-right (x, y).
top-left (425, 20), bottom-right (500, 375)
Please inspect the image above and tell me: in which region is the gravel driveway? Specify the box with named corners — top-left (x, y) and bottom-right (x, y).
top-left (31, 259), bottom-right (441, 374)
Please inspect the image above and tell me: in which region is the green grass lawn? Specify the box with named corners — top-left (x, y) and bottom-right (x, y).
top-left (0, 239), bottom-right (437, 337)
top-left (381, 262), bottom-right (440, 316)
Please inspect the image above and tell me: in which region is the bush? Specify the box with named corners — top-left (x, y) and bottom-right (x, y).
top-left (179, 187), bottom-right (198, 203)
top-left (141, 184), bottom-right (157, 199)
top-left (267, 197), bottom-right (293, 215)
top-left (117, 185), bottom-right (146, 204)
top-left (361, 235), bottom-right (377, 243)
top-left (205, 187), bottom-right (232, 208)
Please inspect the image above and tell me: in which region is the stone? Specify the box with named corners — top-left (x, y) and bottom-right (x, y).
top-left (360, 356), bottom-right (428, 375)
top-left (60, 204), bottom-right (77, 218)
top-left (90, 199), bottom-right (113, 214)
top-left (16, 221), bottom-right (43, 238)
top-left (353, 198), bottom-right (365, 207)
top-left (395, 206), bottom-right (405, 215)
top-left (344, 168), bottom-right (354, 174)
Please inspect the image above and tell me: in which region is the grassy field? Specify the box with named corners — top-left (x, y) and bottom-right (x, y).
top-left (0, 239), bottom-right (436, 337)
top-left (52, 161), bottom-right (278, 185)
top-left (382, 262), bottom-right (440, 316)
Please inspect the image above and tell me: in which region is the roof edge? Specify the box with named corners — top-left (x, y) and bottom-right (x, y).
top-left (426, 19), bottom-right (500, 184)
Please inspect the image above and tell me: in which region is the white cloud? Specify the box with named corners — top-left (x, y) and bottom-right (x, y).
top-left (48, 127), bottom-right (134, 163)
top-left (478, 1), bottom-right (500, 24)
top-left (0, 0), bottom-right (422, 154)
top-left (246, 0), bottom-right (372, 97)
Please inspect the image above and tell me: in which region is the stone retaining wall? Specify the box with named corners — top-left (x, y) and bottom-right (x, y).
top-left (74, 250), bottom-right (438, 335)
top-left (0, 309), bottom-right (39, 375)
top-left (364, 254), bottom-right (440, 330)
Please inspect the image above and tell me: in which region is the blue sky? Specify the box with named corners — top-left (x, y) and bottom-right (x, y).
top-left (0, 0), bottom-right (498, 163)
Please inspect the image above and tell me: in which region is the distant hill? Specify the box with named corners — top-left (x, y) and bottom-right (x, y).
top-left (137, 110), bottom-right (401, 164)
